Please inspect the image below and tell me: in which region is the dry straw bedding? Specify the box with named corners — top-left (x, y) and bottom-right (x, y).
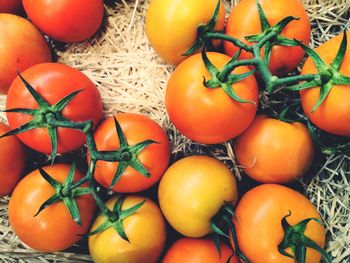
top-left (0, 0), bottom-right (349, 262)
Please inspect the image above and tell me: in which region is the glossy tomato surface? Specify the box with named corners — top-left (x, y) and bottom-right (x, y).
top-left (89, 195), bottom-right (167, 263)
top-left (300, 31), bottom-right (350, 136)
top-left (234, 115), bottom-right (314, 183)
top-left (92, 113), bottom-right (170, 193)
top-left (6, 63), bottom-right (103, 154)
top-left (0, 123), bottom-right (26, 196)
top-left (162, 238), bottom-right (238, 263)
top-left (225, 0), bottom-right (310, 76)
top-left (22, 0), bottom-right (104, 43)
top-left (233, 184), bottom-right (325, 263)
top-left (158, 155), bottom-right (238, 237)
top-left (146, 0), bottom-right (225, 65)
top-left (0, 14), bottom-right (51, 94)
top-left (8, 164), bottom-right (96, 252)
top-left (166, 52), bottom-right (258, 144)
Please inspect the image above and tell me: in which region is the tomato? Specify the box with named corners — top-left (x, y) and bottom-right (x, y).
top-left (0, 122), bottom-right (26, 196)
top-left (89, 195), bottom-right (167, 263)
top-left (158, 155), bottom-right (238, 237)
top-left (22, 0), bottom-right (104, 43)
top-left (224, 0), bottom-right (310, 76)
top-left (0, 0), bottom-right (22, 14)
top-left (300, 31), bottom-right (350, 136)
top-left (0, 14), bottom-right (51, 94)
top-left (92, 113), bottom-right (170, 193)
top-left (6, 63), bottom-right (103, 154)
top-left (234, 115), bottom-right (314, 183)
top-left (162, 238), bottom-right (238, 263)
top-left (233, 184), bottom-right (326, 263)
top-left (146, 0), bottom-right (225, 65)
top-left (166, 52), bottom-right (258, 144)
top-left (8, 164), bottom-right (96, 252)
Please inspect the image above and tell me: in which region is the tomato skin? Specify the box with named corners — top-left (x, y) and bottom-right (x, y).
top-left (300, 31), bottom-right (350, 136)
top-left (233, 184), bottom-right (325, 263)
top-left (166, 52), bottom-right (258, 144)
top-left (8, 164), bottom-right (96, 252)
top-left (89, 195), bottom-right (167, 263)
top-left (6, 63), bottom-right (103, 154)
top-left (234, 115), bottom-right (314, 183)
top-left (0, 123), bottom-right (26, 196)
top-left (92, 113), bottom-right (170, 193)
top-left (22, 0), bottom-right (104, 43)
top-left (162, 238), bottom-right (238, 263)
top-left (224, 0), bottom-right (310, 76)
top-left (0, 14), bottom-right (51, 94)
top-left (146, 0), bottom-right (225, 65)
top-left (0, 0), bottom-right (22, 14)
top-left (158, 155), bottom-right (238, 237)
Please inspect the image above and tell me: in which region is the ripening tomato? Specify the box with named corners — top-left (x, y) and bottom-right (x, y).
top-left (92, 113), bottom-right (170, 193)
top-left (300, 31), bottom-right (350, 136)
top-left (234, 115), bottom-right (314, 183)
top-left (22, 0), bottom-right (104, 43)
top-left (225, 0), bottom-right (311, 76)
top-left (89, 195), bottom-right (167, 263)
top-left (233, 184), bottom-right (326, 263)
top-left (9, 164), bottom-right (96, 252)
top-left (166, 52), bottom-right (258, 144)
top-left (158, 155), bottom-right (238, 237)
top-left (0, 122), bottom-right (26, 196)
top-left (162, 238), bottom-right (238, 263)
top-left (0, 0), bottom-right (22, 14)
top-left (146, 0), bottom-right (225, 65)
top-left (6, 63), bottom-right (103, 154)
top-left (0, 14), bottom-right (51, 94)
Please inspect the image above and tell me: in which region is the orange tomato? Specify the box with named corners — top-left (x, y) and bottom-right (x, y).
top-left (233, 184), bottom-right (326, 263)
top-left (8, 164), bottom-right (96, 252)
top-left (166, 52), bottom-right (258, 144)
top-left (89, 195), bottom-right (167, 263)
top-left (300, 31), bottom-right (350, 136)
top-left (0, 122), bottom-right (26, 196)
top-left (234, 115), bottom-right (314, 183)
top-left (162, 238), bottom-right (238, 263)
top-left (146, 0), bottom-right (225, 65)
top-left (225, 0), bottom-right (310, 76)
top-left (0, 14), bottom-right (51, 94)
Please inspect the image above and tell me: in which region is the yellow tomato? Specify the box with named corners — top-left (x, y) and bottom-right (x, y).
top-left (145, 0), bottom-right (225, 65)
top-left (158, 155), bottom-right (238, 237)
top-left (89, 196), bottom-right (167, 263)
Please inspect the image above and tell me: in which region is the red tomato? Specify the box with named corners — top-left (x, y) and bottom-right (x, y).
top-left (233, 184), bottom-right (326, 263)
top-left (166, 52), bottom-right (258, 144)
top-left (225, 0), bottom-right (310, 76)
top-left (234, 115), bottom-right (314, 183)
top-left (0, 14), bottom-right (51, 94)
top-left (0, 122), bottom-right (26, 196)
top-left (22, 0), bottom-right (104, 43)
top-left (92, 113), bottom-right (170, 193)
top-left (8, 164), bottom-right (96, 252)
top-left (0, 0), bottom-right (22, 14)
top-left (6, 63), bottom-right (104, 154)
top-left (300, 31), bottom-right (350, 136)
top-left (162, 238), bottom-right (238, 263)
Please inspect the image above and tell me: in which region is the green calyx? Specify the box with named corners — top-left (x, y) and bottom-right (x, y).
top-left (288, 31), bottom-right (350, 112)
top-left (183, 0), bottom-right (222, 56)
top-left (201, 47), bottom-right (256, 104)
top-left (87, 191), bottom-right (145, 242)
top-left (245, 1), bottom-right (300, 66)
top-left (2, 72), bottom-right (85, 164)
top-left (34, 162), bottom-right (91, 225)
top-left (210, 203), bottom-right (251, 263)
top-left (278, 211), bottom-right (333, 263)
